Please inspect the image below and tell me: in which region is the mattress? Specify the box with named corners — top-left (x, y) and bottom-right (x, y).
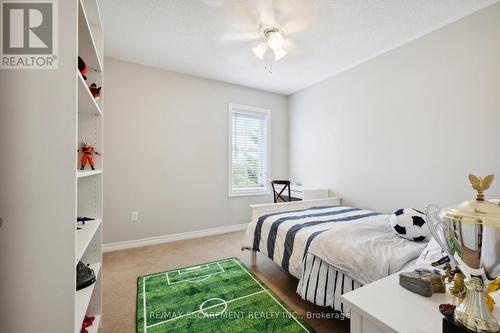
top-left (241, 205), bottom-right (381, 278)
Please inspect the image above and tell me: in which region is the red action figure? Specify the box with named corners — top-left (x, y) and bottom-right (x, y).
top-left (79, 142), bottom-right (101, 170)
top-left (81, 315), bottom-right (95, 333)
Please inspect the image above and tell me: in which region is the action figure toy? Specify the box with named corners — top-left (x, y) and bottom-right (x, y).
top-left (79, 142), bottom-right (101, 170)
top-left (89, 83), bottom-right (102, 100)
top-left (81, 316), bottom-right (95, 333)
top-left (78, 56), bottom-right (88, 80)
top-left (77, 216), bottom-right (95, 225)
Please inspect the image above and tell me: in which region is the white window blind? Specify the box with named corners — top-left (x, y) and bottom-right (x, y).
top-left (229, 104), bottom-right (270, 196)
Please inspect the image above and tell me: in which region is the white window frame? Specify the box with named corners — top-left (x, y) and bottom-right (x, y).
top-left (228, 103), bottom-right (271, 197)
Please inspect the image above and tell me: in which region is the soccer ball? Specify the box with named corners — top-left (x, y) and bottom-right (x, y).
top-left (389, 208), bottom-right (430, 242)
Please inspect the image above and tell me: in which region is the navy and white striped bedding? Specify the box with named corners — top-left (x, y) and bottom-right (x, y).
top-left (242, 205), bottom-right (381, 279)
top-left (243, 204), bottom-right (424, 313)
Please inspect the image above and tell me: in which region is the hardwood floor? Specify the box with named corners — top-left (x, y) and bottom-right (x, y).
top-left (100, 230), bottom-right (349, 333)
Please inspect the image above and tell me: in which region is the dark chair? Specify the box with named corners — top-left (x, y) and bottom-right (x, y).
top-left (271, 180), bottom-right (291, 203)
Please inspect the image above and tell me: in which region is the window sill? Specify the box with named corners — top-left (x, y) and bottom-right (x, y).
top-left (228, 192), bottom-right (270, 198)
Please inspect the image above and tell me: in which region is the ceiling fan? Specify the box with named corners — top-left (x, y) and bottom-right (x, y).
top-left (218, 0), bottom-right (313, 74)
top-left (252, 25), bottom-right (287, 74)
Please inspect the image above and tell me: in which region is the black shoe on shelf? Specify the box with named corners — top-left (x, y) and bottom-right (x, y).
top-left (77, 261), bottom-right (96, 291)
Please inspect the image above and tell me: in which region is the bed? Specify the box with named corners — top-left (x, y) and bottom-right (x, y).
top-left (241, 198), bottom-right (427, 314)
top-left (297, 254), bottom-right (419, 314)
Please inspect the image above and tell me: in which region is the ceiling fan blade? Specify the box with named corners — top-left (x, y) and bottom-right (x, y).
top-left (276, 0), bottom-right (336, 34)
top-left (201, 0), bottom-right (226, 7)
top-left (283, 39), bottom-right (298, 52)
top-left (280, 38), bottom-right (306, 59)
top-left (256, 0), bottom-right (276, 25)
top-left (220, 32), bottom-right (260, 43)
top-left (281, 18), bottom-right (308, 35)
top-left (214, 43), bottom-right (265, 69)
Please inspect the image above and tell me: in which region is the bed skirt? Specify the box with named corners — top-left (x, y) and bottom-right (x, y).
top-left (297, 253), bottom-right (363, 315)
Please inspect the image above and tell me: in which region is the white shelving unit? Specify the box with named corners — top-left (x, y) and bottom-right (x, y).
top-left (76, 0), bottom-right (103, 332)
top-left (75, 263), bottom-right (102, 328)
top-left (78, 72), bottom-right (103, 117)
top-left (77, 170), bottom-right (103, 178)
top-left (78, 0), bottom-right (103, 72)
top-left (76, 219), bottom-right (103, 262)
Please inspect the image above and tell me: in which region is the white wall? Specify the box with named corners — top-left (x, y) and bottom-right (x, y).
top-left (289, 3), bottom-right (500, 213)
top-left (103, 58), bottom-right (288, 244)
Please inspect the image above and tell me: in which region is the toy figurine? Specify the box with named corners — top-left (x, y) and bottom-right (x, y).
top-left (78, 56), bottom-right (88, 80)
top-left (89, 83), bottom-right (102, 100)
top-left (81, 316), bottom-right (95, 333)
top-left (77, 216), bottom-right (95, 225)
top-left (76, 216), bottom-right (94, 230)
top-left (79, 142), bottom-right (100, 170)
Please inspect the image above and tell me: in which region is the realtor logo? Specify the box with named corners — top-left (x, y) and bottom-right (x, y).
top-left (1, 0), bottom-right (58, 69)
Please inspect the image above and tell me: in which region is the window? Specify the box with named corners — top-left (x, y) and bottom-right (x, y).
top-left (229, 104), bottom-right (271, 196)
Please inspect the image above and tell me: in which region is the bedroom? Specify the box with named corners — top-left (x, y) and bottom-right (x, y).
top-left (1, 0), bottom-right (500, 333)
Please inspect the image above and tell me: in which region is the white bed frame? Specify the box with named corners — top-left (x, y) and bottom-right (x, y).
top-left (249, 197), bottom-right (342, 221)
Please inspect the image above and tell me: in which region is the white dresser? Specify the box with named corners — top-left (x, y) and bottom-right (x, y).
top-left (273, 184), bottom-right (329, 201)
top-left (341, 273), bottom-right (500, 333)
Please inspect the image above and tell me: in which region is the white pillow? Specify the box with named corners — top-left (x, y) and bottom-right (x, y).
top-left (416, 237), bottom-right (446, 266)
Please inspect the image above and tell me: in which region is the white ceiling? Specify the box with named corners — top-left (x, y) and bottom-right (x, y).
top-left (101, 0), bottom-right (498, 95)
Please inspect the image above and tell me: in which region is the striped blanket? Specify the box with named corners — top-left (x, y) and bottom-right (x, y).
top-left (241, 205), bottom-right (381, 278)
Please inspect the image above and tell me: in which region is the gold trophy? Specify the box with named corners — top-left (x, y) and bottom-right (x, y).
top-left (426, 174), bottom-right (500, 333)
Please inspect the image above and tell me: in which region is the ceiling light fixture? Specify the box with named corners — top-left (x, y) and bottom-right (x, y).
top-left (268, 32), bottom-right (283, 50)
top-left (252, 26), bottom-right (287, 74)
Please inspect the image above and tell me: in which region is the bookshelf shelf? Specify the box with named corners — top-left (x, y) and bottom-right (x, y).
top-left (77, 170), bottom-right (103, 178)
top-left (76, 0), bottom-right (103, 331)
top-left (78, 0), bottom-right (103, 72)
top-left (76, 219), bottom-right (102, 263)
top-left (78, 71), bottom-right (103, 117)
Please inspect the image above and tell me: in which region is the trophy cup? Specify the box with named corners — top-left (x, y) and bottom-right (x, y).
top-left (426, 174), bottom-right (500, 333)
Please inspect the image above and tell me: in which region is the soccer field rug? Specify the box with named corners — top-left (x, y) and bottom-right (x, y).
top-left (137, 257), bottom-right (315, 333)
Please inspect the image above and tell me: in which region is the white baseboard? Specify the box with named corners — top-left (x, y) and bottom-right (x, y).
top-left (102, 223), bottom-right (248, 253)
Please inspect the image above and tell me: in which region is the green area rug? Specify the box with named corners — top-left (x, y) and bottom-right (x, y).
top-left (137, 257), bottom-right (315, 333)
